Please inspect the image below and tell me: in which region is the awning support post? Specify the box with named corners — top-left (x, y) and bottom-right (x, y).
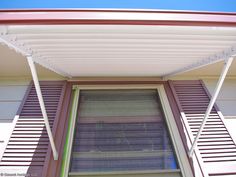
top-left (27, 56), bottom-right (58, 160)
top-left (189, 56), bottom-right (234, 158)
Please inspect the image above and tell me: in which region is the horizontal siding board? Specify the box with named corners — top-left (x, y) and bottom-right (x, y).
top-left (0, 102), bottom-right (21, 120)
top-left (0, 86), bottom-right (28, 101)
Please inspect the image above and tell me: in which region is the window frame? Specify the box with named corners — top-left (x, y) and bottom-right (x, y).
top-left (61, 84), bottom-right (193, 177)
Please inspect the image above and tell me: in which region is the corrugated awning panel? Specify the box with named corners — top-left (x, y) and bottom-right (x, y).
top-left (1, 25), bottom-right (236, 77)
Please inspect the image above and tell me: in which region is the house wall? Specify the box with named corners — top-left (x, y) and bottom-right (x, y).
top-left (203, 78), bottom-right (236, 142)
top-left (0, 79), bottom-right (30, 161)
top-left (0, 80), bottom-right (30, 121)
top-left (0, 77), bottom-right (235, 177)
top-left (203, 79), bottom-right (236, 116)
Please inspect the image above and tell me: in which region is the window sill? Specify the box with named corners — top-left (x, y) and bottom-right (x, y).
top-left (69, 169), bottom-right (181, 176)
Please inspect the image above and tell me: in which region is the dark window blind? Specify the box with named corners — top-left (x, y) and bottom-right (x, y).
top-left (70, 90), bottom-right (178, 172)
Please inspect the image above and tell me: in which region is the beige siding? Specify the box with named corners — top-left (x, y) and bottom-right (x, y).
top-left (0, 102), bottom-right (21, 121)
top-left (203, 79), bottom-right (236, 144)
top-left (0, 82), bottom-right (29, 121)
top-left (203, 79), bottom-right (236, 116)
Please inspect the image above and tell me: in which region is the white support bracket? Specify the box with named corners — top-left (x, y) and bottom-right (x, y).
top-left (27, 56), bottom-right (58, 160)
top-left (0, 29), bottom-right (70, 161)
top-left (189, 56), bottom-right (234, 157)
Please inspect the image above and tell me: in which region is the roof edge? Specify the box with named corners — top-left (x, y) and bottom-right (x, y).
top-left (0, 8), bottom-right (236, 15)
top-left (0, 9), bottom-right (236, 26)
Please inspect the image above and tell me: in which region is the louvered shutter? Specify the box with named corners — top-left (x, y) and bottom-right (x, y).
top-left (169, 80), bottom-right (236, 177)
top-left (0, 81), bottom-right (66, 177)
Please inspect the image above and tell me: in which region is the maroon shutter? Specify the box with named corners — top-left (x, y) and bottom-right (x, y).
top-left (169, 80), bottom-right (236, 177)
top-left (0, 81), bottom-right (66, 177)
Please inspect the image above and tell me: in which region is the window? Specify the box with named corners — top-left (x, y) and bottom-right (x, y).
top-left (62, 85), bottom-right (192, 177)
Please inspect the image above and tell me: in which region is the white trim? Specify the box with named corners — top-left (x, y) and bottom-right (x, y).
top-left (158, 86), bottom-right (194, 177)
top-left (63, 86), bottom-right (80, 177)
top-left (27, 56), bottom-right (58, 160)
top-left (164, 46), bottom-right (236, 78)
top-left (0, 34), bottom-right (71, 78)
top-left (0, 35), bottom-right (30, 56)
top-left (189, 57), bottom-right (234, 157)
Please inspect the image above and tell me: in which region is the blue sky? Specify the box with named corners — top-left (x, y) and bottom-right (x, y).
top-left (0, 0), bottom-right (236, 12)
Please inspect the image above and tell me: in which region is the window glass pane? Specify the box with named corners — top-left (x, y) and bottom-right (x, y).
top-left (70, 90), bottom-right (178, 172)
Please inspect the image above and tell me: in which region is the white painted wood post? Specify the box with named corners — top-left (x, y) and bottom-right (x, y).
top-left (189, 57), bottom-right (234, 157)
top-left (27, 56), bottom-right (58, 160)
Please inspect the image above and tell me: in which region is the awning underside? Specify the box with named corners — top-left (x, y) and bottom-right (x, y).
top-left (0, 23), bottom-right (236, 162)
top-left (0, 25), bottom-right (236, 78)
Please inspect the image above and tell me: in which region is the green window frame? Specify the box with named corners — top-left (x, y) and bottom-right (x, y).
top-left (60, 84), bottom-right (193, 177)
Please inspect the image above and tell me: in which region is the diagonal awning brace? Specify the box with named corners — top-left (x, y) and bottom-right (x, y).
top-left (189, 56), bottom-right (234, 158)
top-left (27, 56), bottom-right (58, 160)
top-left (0, 34), bottom-right (59, 160)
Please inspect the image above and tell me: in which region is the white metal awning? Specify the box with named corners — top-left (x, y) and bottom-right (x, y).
top-left (0, 24), bottom-right (236, 161)
top-left (0, 25), bottom-right (236, 78)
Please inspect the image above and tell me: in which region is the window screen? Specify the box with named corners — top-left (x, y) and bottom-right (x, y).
top-left (70, 90), bottom-right (178, 173)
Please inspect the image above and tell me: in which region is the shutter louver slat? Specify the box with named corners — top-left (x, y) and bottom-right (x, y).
top-left (170, 80), bottom-right (236, 177)
top-left (0, 81), bottom-right (65, 177)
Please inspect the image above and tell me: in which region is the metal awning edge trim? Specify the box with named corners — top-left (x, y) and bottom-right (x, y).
top-left (0, 30), bottom-right (71, 78)
top-left (163, 46), bottom-right (236, 79)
